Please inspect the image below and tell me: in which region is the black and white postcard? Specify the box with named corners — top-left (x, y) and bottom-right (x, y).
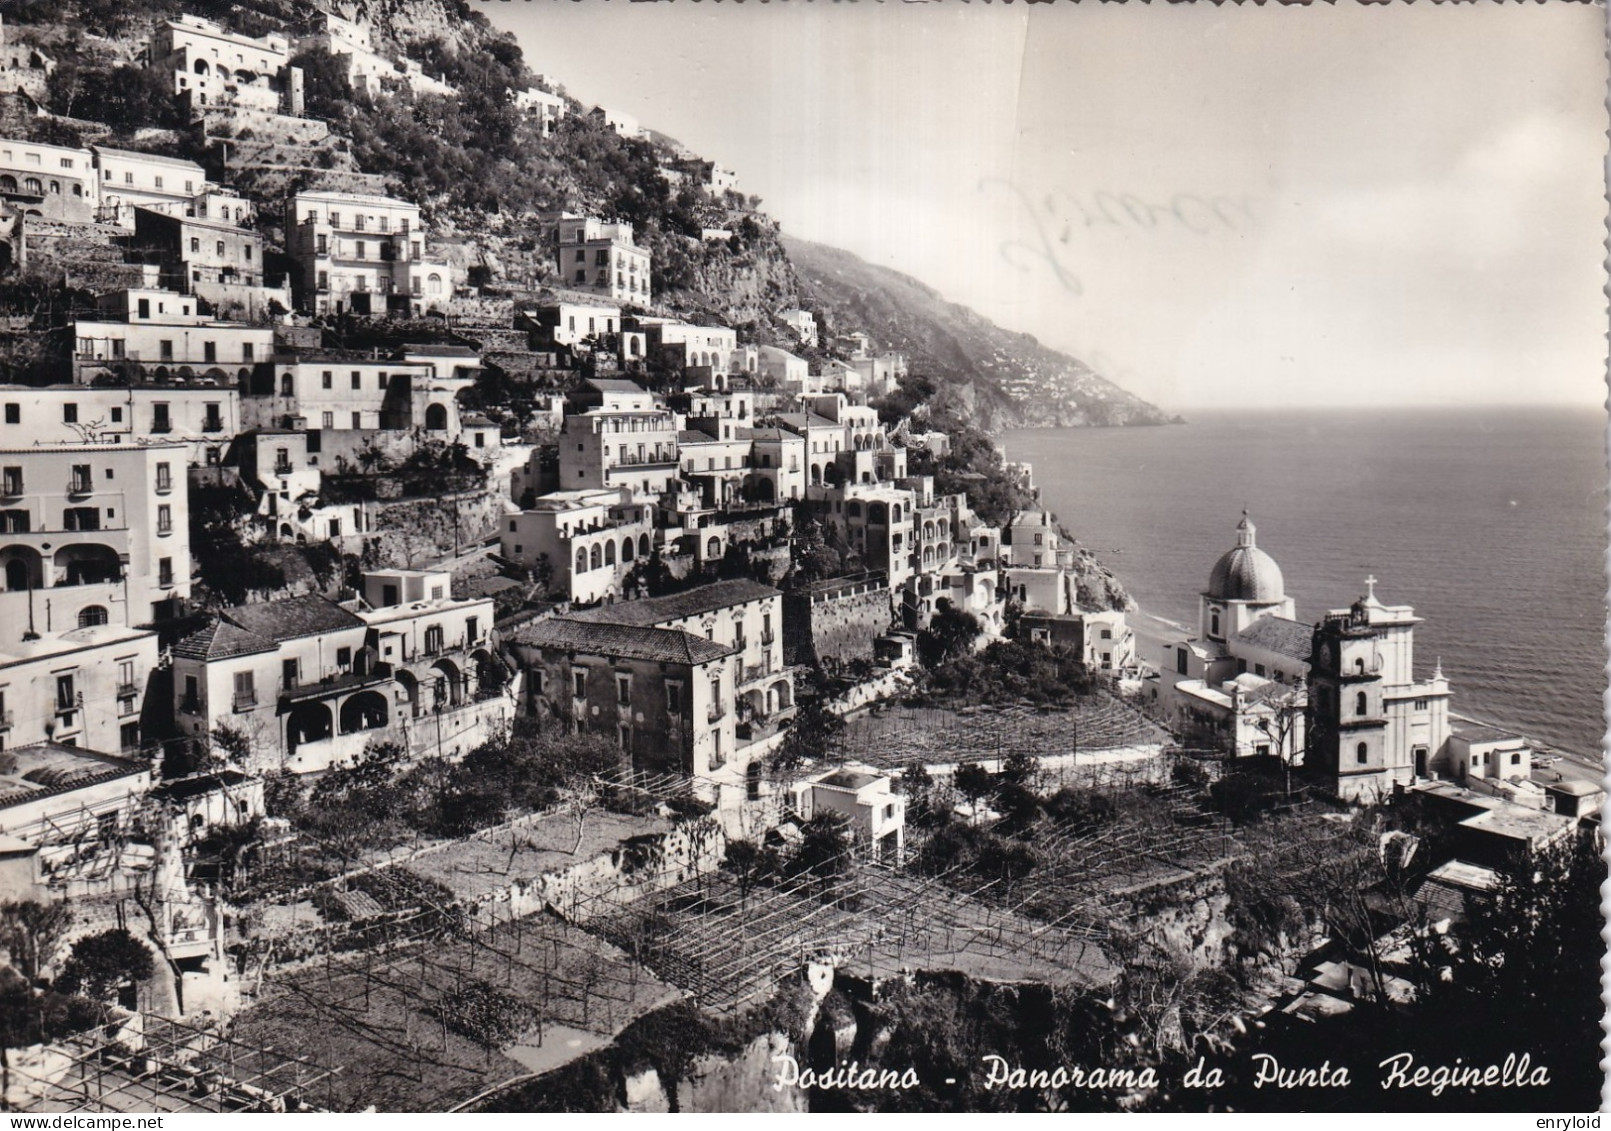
top-left (0, 0), bottom-right (1603, 1117)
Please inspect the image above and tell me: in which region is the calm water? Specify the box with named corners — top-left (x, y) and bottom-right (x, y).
top-left (1001, 408), bottom-right (1609, 759)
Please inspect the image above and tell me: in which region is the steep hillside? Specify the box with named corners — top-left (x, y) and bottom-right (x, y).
top-left (786, 238), bottom-right (1177, 430)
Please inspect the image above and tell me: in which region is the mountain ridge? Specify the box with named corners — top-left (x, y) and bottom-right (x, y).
top-left (783, 236), bottom-right (1177, 431)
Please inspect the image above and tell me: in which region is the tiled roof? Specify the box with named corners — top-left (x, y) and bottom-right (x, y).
top-left (513, 617), bottom-right (735, 665)
top-left (568, 579), bottom-right (779, 627)
top-left (585, 378), bottom-right (647, 393)
top-left (1235, 616), bottom-right (1313, 661)
top-left (401, 343), bottom-right (480, 357)
top-left (222, 595), bottom-right (366, 643)
top-left (678, 429), bottom-right (717, 444)
top-left (173, 619), bottom-right (278, 661)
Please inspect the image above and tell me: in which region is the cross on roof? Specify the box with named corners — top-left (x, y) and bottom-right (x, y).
top-left (1364, 574), bottom-right (1378, 600)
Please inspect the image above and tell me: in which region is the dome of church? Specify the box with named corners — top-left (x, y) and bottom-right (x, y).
top-left (1207, 512), bottom-right (1285, 603)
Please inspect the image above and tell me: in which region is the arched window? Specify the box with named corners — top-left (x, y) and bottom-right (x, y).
top-left (22, 177), bottom-right (40, 194)
top-left (194, 58), bottom-right (209, 74)
top-left (639, 532), bottom-right (651, 558)
top-left (846, 501), bottom-right (862, 518)
top-left (1354, 658), bottom-right (1365, 674)
top-left (1355, 691), bottom-right (1368, 716)
top-left (4, 560), bottom-right (27, 590)
top-left (427, 273), bottom-right (442, 294)
top-left (575, 547), bottom-right (588, 575)
top-left (280, 372), bottom-right (293, 396)
top-left (621, 537), bottom-right (634, 562)
top-left (0, 174), bottom-right (16, 192)
top-left (1210, 612), bottom-right (1220, 637)
top-left (604, 540), bottom-right (615, 566)
top-left (706, 537), bottom-right (720, 558)
top-left (1355, 741), bottom-right (1369, 764)
top-left (590, 544), bottom-right (602, 570)
top-left (891, 504), bottom-right (901, 522)
top-left (77, 605), bottom-right (109, 627)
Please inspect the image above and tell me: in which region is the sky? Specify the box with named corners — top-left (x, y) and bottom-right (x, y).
top-left (481, 2), bottom-right (1607, 412)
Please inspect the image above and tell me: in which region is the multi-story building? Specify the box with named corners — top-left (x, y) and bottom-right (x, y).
top-left (131, 206), bottom-right (289, 320)
top-left (777, 408), bottom-right (846, 488)
top-left (500, 489), bottom-right (656, 603)
top-left (0, 384), bottom-right (240, 468)
top-left (746, 426), bottom-right (806, 504)
top-left (642, 320), bottom-right (737, 373)
top-left (1020, 608), bottom-right (1137, 675)
top-left (777, 309), bottom-right (818, 348)
top-left (527, 302), bottom-right (622, 348)
top-left (286, 190), bottom-right (455, 316)
top-left (558, 384), bottom-right (679, 499)
top-left (757, 345), bottom-right (808, 387)
top-left (814, 482), bottom-right (916, 591)
top-left (92, 147), bottom-right (210, 227)
top-left (71, 287), bottom-right (275, 384)
top-left (0, 137), bottom-right (97, 222)
top-left (0, 622), bottom-right (159, 754)
top-left (1308, 580), bottom-right (1452, 803)
top-left (295, 12), bottom-right (454, 99)
top-left (565, 578), bottom-right (795, 733)
top-left (678, 419), bottom-right (751, 508)
top-left (509, 615), bottom-right (738, 782)
top-left (150, 14), bottom-right (295, 115)
top-left (851, 352), bottom-right (907, 398)
top-left (557, 217), bottom-right (651, 304)
top-left (172, 578), bottom-right (507, 774)
top-left (513, 87), bottom-right (567, 134)
top-left (0, 441), bottom-right (191, 631)
top-left (791, 764), bottom-right (905, 862)
top-left (241, 352), bottom-right (468, 436)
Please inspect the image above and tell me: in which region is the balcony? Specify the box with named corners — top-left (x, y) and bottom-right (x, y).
top-left (707, 706), bottom-right (725, 724)
top-left (272, 462), bottom-right (293, 476)
top-left (0, 479), bottom-right (22, 499)
top-left (0, 710), bottom-right (11, 729)
top-left (180, 696), bottom-right (200, 715)
top-left (279, 663), bottom-right (394, 704)
top-left (65, 478), bottom-right (93, 498)
top-left (150, 421), bottom-right (173, 434)
top-left (154, 477), bottom-right (174, 496)
top-left (202, 417), bottom-right (224, 433)
top-left (761, 631), bottom-right (775, 647)
top-left (116, 682), bottom-right (138, 699)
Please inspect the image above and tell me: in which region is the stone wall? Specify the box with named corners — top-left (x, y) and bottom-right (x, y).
top-left (783, 582), bottom-right (894, 667)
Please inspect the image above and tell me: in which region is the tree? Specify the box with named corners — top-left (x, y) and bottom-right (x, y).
top-left (54, 929), bottom-right (154, 1002)
top-left (953, 762), bottom-right (995, 825)
top-left (0, 899), bottom-right (73, 982)
top-left (917, 599), bottom-right (983, 668)
top-left (1250, 676), bottom-right (1306, 798)
top-left (722, 839), bottom-right (775, 907)
top-left (772, 691), bottom-right (846, 778)
top-left (208, 722), bottom-right (253, 771)
top-left (790, 812), bottom-right (852, 900)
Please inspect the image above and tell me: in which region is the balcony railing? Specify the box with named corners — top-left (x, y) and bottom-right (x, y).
top-left (180, 696), bottom-right (200, 715)
top-left (0, 479), bottom-right (21, 498)
top-left (0, 710), bottom-right (12, 729)
top-left (56, 692), bottom-right (83, 715)
top-left (279, 663), bottom-right (394, 703)
top-left (154, 477), bottom-right (174, 495)
top-left (202, 418), bottom-right (224, 433)
top-left (273, 462), bottom-right (293, 475)
top-left (116, 682), bottom-right (138, 699)
top-left (66, 478), bottom-right (93, 497)
top-left (707, 706), bottom-right (725, 724)
top-left (150, 421), bottom-right (173, 434)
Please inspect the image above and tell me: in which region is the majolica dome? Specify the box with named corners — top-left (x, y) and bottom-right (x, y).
top-left (1207, 511), bottom-right (1285, 603)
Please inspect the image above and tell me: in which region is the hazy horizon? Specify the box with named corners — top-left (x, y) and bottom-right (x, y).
top-left (482, 3), bottom-right (1607, 414)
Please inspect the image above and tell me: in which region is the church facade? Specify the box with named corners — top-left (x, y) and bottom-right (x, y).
top-left (1154, 514), bottom-right (1452, 800)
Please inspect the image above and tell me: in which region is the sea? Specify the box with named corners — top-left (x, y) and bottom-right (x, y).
top-left (1000, 407), bottom-right (1609, 762)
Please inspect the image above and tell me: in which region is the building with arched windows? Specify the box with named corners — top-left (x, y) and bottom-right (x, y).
top-left (501, 488), bottom-right (656, 604)
top-left (171, 578), bottom-right (508, 775)
top-left (0, 137), bottom-right (96, 222)
top-left (0, 440), bottom-right (192, 634)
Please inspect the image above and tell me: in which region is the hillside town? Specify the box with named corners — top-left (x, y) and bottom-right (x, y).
top-left (0, 2), bottom-right (1600, 1115)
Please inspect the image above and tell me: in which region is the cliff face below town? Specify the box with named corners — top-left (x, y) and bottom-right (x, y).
top-left (785, 238), bottom-right (1176, 431)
